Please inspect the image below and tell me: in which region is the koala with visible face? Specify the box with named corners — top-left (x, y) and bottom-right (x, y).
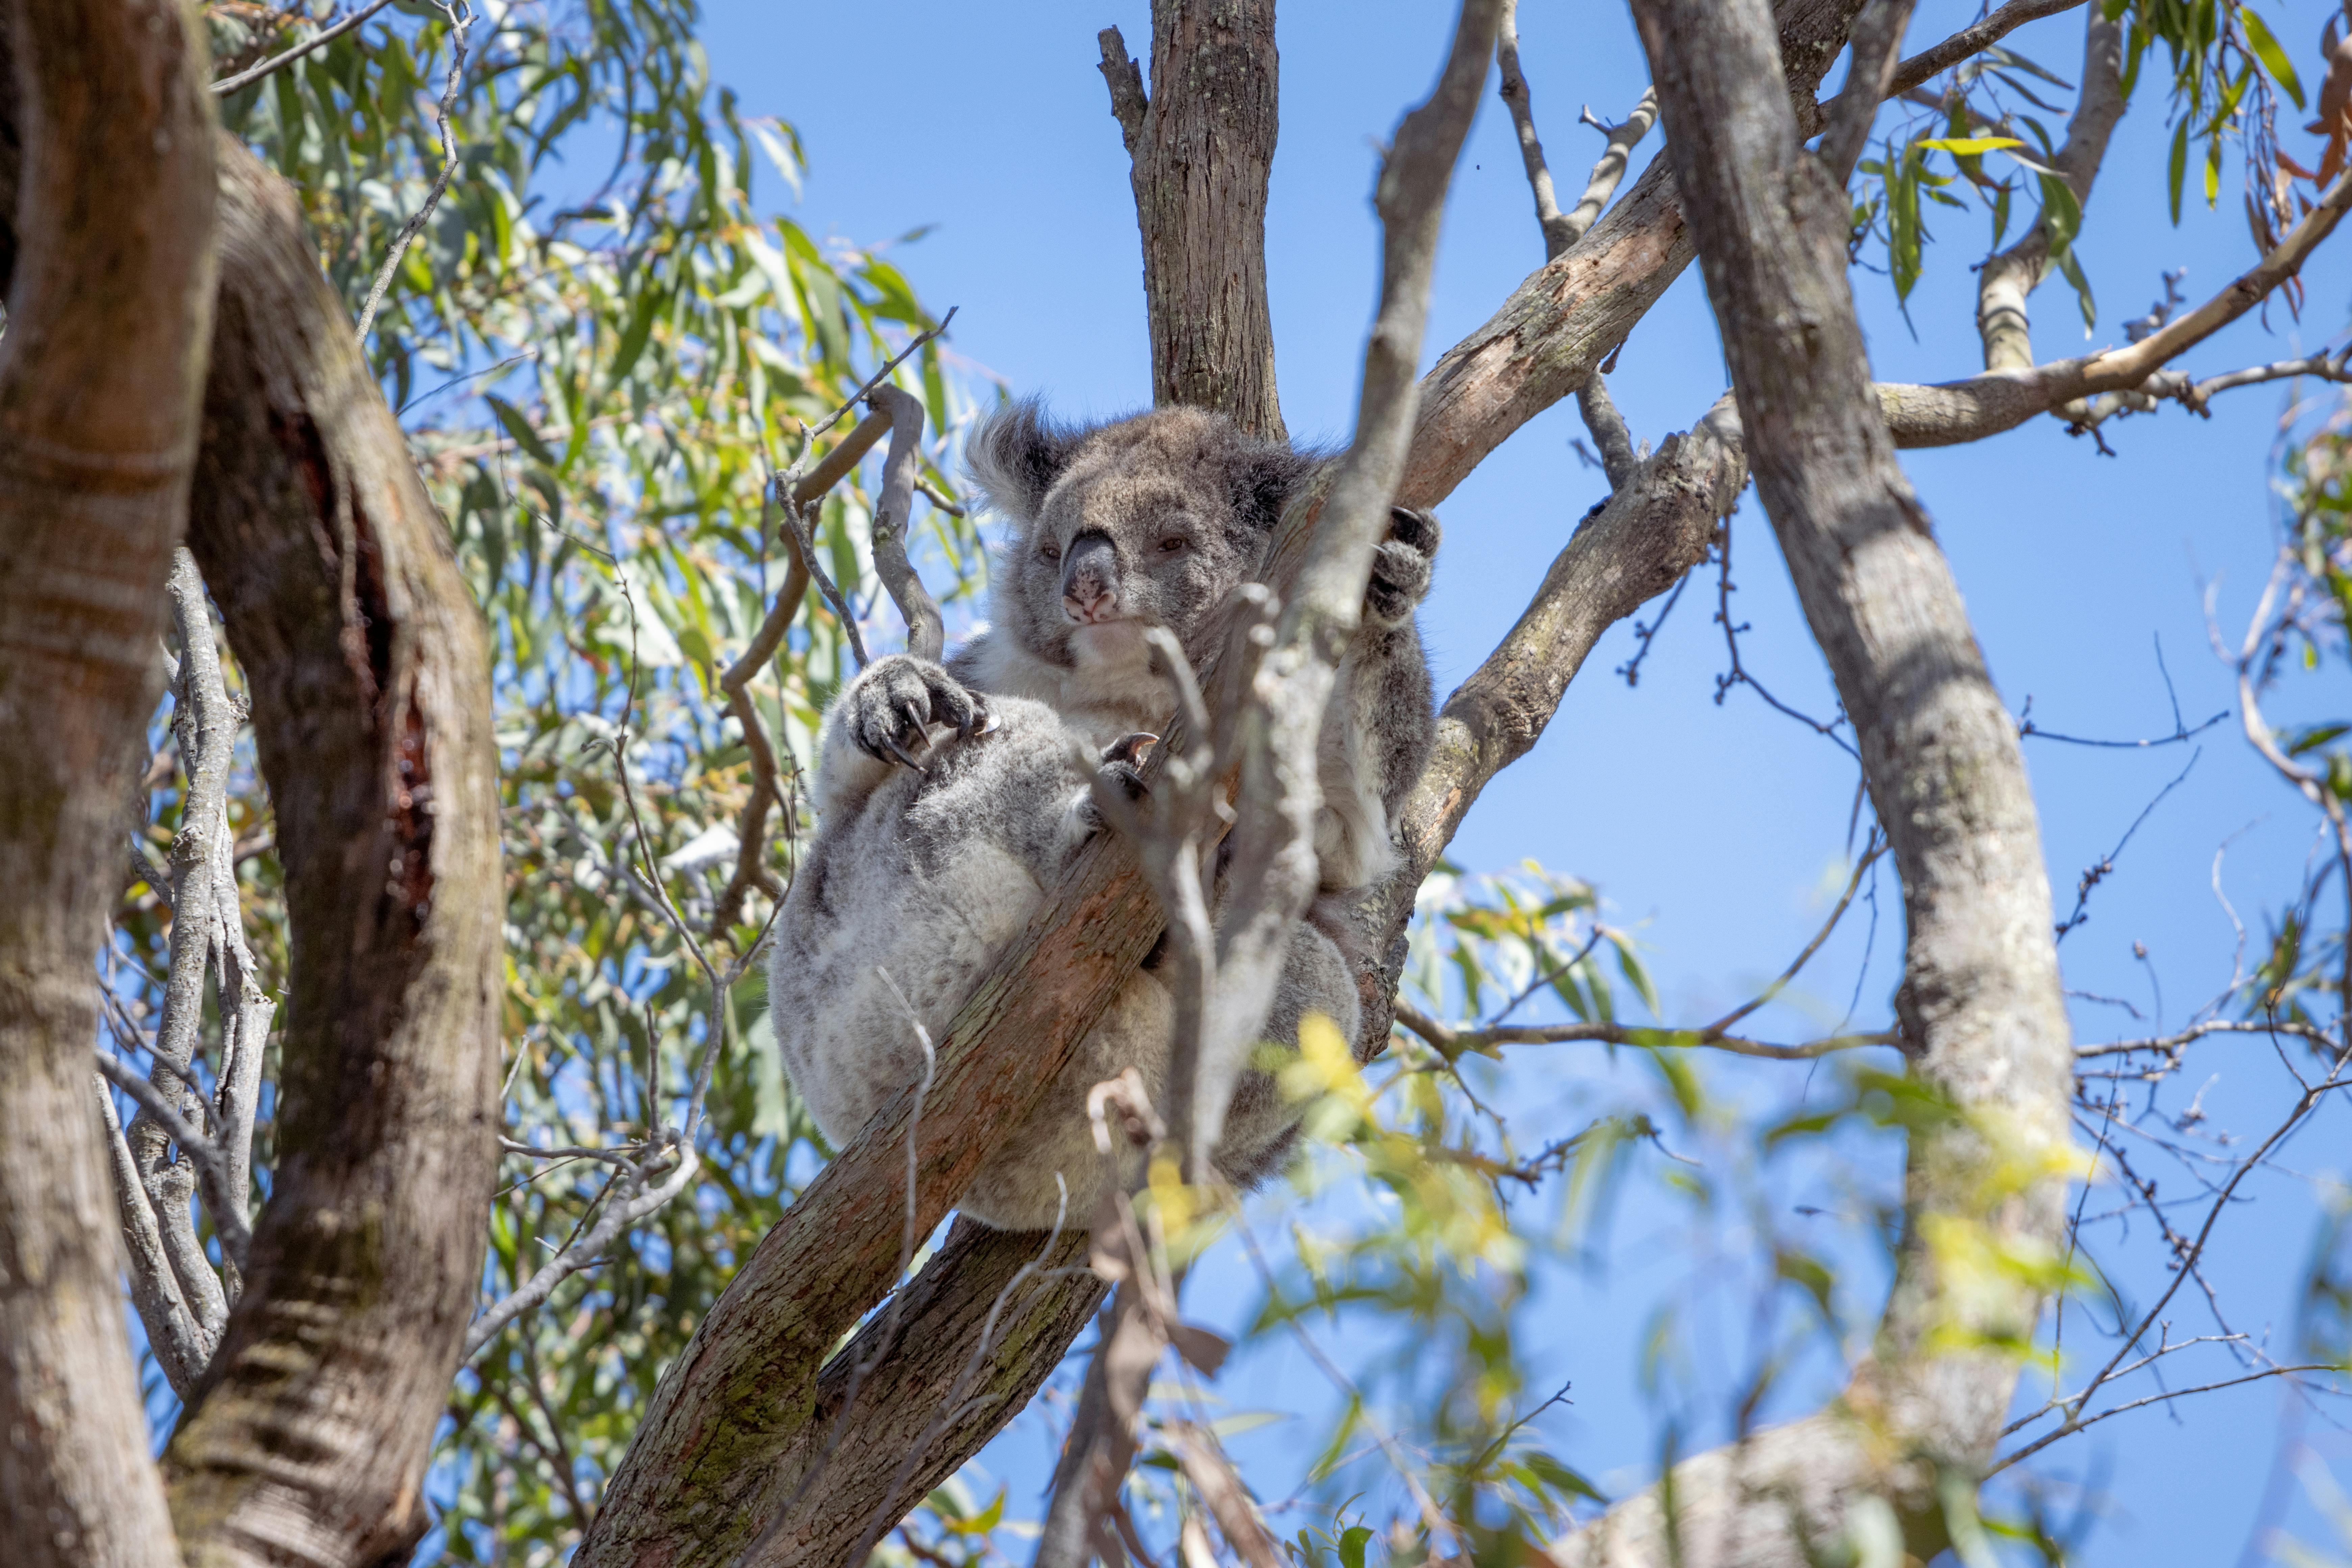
top-left (770, 403), bottom-right (1439, 1229)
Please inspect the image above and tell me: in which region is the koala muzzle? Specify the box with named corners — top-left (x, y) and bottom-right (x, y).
top-left (1060, 532), bottom-right (1122, 624)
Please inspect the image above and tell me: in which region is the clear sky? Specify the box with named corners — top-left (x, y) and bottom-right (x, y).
top-left (705, 2), bottom-right (2350, 1562)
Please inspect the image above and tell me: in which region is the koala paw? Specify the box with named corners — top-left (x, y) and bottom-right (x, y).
top-left (843, 655), bottom-right (985, 771)
top-left (1364, 505), bottom-right (1442, 628)
top-left (1078, 733), bottom-right (1158, 838)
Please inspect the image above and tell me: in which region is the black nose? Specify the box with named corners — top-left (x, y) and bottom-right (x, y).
top-left (1061, 533), bottom-right (1121, 624)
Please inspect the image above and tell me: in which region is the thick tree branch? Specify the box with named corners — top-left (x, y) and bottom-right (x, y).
top-left (0, 1), bottom-right (217, 1563)
top-left (162, 137), bottom-right (504, 1568)
top-left (1546, 2), bottom-right (2077, 1563)
top-left (1102, 0), bottom-right (1285, 437)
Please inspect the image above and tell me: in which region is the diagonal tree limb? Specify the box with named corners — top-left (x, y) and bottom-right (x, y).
top-left (1890, 0), bottom-right (2087, 99)
top-left (96, 1075), bottom-right (213, 1395)
top-left (0, 1), bottom-right (218, 1564)
top-left (162, 136), bottom-right (506, 1568)
top-left (1495, 0), bottom-right (1573, 260)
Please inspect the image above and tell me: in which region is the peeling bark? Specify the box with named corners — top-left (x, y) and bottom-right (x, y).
top-left (161, 139), bottom-right (504, 1568)
top-left (0, 2), bottom-right (216, 1564)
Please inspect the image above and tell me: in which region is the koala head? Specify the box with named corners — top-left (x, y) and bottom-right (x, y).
top-left (966, 401), bottom-right (1318, 680)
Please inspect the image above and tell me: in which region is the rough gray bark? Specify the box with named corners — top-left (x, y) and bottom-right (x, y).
top-left (1543, 2), bottom-right (2076, 1563)
top-left (160, 139), bottom-right (505, 1568)
top-left (1099, 0), bottom-right (1285, 439)
top-left (0, 2), bottom-right (217, 1565)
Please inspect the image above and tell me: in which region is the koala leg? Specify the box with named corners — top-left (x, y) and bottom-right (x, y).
top-left (1363, 505), bottom-right (1442, 629)
top-left (1212, 918), bottom-right (1362, 1195)
top-left (813, 653), bottom-right (987, 820)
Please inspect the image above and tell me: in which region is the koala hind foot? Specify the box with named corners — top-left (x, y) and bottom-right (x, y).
top-left (1364, 505), bottom-right (1442, 628)
top-left (845, 654), bottom-right (986, 771)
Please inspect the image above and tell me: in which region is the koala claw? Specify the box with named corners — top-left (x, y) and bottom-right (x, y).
top-left (1096, 733), bottom-right (1158, 805)
top-left (1365, 505), bottom-right (1442, 628)
top-left (844, 654), bottom-right (983, 771)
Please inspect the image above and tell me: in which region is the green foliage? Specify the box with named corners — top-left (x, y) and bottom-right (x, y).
top-left (192, 5), bottom-right (985, 1562)
top-left (1849, 0), bottom-right (2324, 334)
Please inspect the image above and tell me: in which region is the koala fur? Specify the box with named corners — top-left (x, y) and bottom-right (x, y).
top-left (770, 696), bottom-right (1361, 1230)
top-left (777, 403), bottom-right (1438, 1230)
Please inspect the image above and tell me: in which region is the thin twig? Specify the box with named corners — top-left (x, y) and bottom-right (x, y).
top-left (1393, 1000), bottom-right (1891, 1061)
top-left (355, 2), bottom-right (472, 342)
top-left (1888, 0), bottom-right (2087, 98)
top-left (212, 0), bottom-right (401, 95)
top-left (95, 1055), bottom-right (252, 1269)
top-left (1494, 0), bottom-right (1571, 259)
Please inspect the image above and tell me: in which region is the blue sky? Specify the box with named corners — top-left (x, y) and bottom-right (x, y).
top-left (706, 2), bottom-right (2350, 1562)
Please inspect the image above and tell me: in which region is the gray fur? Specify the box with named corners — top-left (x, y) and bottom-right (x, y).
top-left (771, 696), bottom-right (1360, 1230)
top-left (842, 401), bottom-right (1440, 891)
top-left (776, 403), bottom-right (1438, 1230)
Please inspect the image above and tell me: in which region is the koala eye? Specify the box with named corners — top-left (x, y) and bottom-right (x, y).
top-left (1156, 535), bottom-right (1187, 555)
top-left (1039, 539), bottom-right (1062, 564)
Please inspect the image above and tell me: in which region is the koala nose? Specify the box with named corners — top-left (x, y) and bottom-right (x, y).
top-left (1061, 533), bottom-right (1121, 624)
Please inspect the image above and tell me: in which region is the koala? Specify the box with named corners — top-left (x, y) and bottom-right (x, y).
top-left (816, 402), bottom-right (1441, 897)
top-left (774, 402), bottom-right (1440, 1230)
top-left (769, 696), bottom-right (1361, 1229)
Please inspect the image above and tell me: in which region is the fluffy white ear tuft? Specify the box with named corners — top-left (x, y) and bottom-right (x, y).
top-left (964, 397), bottom-right (1087, 528)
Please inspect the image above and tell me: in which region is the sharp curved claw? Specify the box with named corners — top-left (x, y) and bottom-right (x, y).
top-left (883, 735), bottom-right (928, 773)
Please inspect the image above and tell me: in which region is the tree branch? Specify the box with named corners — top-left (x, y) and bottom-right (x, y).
top-left (1890, 0), bottom-right (2086, 98)
top-left (865, 385), bottom-right (944, 662)
top-left (1495, 0), bottom-right (1572, 259)
top-left (0, 1), bottom-right (217, 1561)
top-left (164, 136), bottom-right (505, 1567)
top-left (1104, 0), bottom-right (1285, 437)
top-left (1817, 0), bottom-right (1915, 187)
top-left (1565, 92), bottom-right (1661, 251)
top-left (1549, 0), bottom-right (2077, 1560)
top-left (1976, 5), bottom-right (2124, 373)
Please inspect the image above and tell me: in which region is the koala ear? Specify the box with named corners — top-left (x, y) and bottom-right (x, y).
top-left (1227, 440), bottom-right (1320, 535)
top-left (966, 399), bottom-right (1085, 529)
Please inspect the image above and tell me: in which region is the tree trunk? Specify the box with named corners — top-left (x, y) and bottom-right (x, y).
top-left (159, 139), bottom-right (505, 1568)
top-left (1105, 0), bottom-right (1286, 438)
top-left (0, 2), bottom-right (216, 1565)
top-left (1549, 3), bottom-right (2076, 1563)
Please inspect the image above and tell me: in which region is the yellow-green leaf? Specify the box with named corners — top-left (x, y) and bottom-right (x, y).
top-left (1915, 136), bottom-right (2025, 154)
